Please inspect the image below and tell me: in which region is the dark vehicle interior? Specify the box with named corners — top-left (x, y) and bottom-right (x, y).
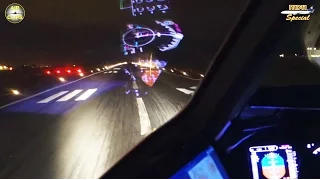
top-left (101, 0), bottom-right (320, 179)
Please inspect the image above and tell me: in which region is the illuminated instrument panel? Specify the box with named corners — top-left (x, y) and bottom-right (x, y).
top-left (120, 0), bottom-right (170, 16)
top-left (249, 144), bottom-right (298, 179)
top-left (121, 20), bottom-right (183, 55)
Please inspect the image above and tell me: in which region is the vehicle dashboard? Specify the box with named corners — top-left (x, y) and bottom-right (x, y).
top-left (219, 107), bottom-right (320, 179)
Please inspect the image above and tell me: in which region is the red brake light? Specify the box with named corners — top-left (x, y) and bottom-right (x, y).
top-left (77, 69), bottom-right (82, 73)
top-left (67, 70), bottom-right (71, 73)
top-left (56, 70), bottom-right (60, 74)
top-left (46, 71), bottom-right (51, 74)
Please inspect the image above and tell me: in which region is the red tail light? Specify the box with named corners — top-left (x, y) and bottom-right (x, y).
top-left (46, 71), bottom-right (51, 74)
top-left (77, 69), bottom-right (82, 73)
top-left (56, 70), bottom-right (60, 74)
top-left (67, 70), bottom-right (71, 73)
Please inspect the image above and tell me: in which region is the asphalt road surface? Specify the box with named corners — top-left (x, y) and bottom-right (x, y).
top-left (0, 66), bottom-right (201, 178)
top-left (0, 69), bottom-right (86, 107)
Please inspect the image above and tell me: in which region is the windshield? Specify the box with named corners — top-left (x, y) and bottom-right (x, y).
top-left (249, 1), bottom-right (320, 110)
top-left (0, 0), bottom-right (250, 178)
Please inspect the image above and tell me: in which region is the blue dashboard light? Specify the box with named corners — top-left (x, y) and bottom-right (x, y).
top-left (171, 146), bottom-right (229, 179)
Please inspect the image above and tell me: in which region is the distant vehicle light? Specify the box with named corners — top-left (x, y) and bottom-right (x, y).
top-left (96, 68), bottom-right (101, 71)
top-left (9, 67), bottom-right (13, 70)
top-left (182, 72), bottom-right (187, 75)
top-left (90, 70), bottom-right (93, 73)
top-left (56, 70), bottom-right (61, 74)
top-left (200, 74), bottom-right (204, 77)
top-left (11, 89), bottom-right (20, 95)
top-left (77, 69), bottom-right (82, 73)
top-left (0, 66), bottom-right (3, 70)
top-left (79, 73), bottom-right (84, 77)
top-left (171, 69), bottom-right (174, 72)
top-left (46, 71), bottom-right (51, 74)
top-left (58, 77), bottom-right (65, 82)
top-left (67, 70), bottom-right (71, 73)
top-left (73, 65), bottom-right (76, 67)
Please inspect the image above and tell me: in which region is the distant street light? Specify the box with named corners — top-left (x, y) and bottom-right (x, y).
top-left (11, 89), bottom-right (20, 95)
top-left (58, 77), bottom-right (65, 82)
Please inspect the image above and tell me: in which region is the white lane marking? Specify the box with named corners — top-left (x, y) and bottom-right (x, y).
top-left (136, 97), bottom-right (152, 136)
top-left (37, 91), bottom-right (69, 103)
top-left (75, 89), bottom-right (97, 101)
top-left (0, 71), bottom-right (103, 110)
top-left (114, 68), bottom-right (121, 70)
top-left (190, 86), bottom-right (197, 90)
top-left (132, 81), bottom-right (152, 135)
top-left (133, 81), bottom-right (139, 89)
top-left (56, 89), bottom-right (83, 102)
top-left (176, 88), bottom-right (194, 95)
top-left (113, 71), bottom-right (118, 73)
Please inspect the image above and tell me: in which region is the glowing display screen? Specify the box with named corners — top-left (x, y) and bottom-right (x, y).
top-left (249, 144), bottom-right (299, 179)
top-left (171, 146), bottom-right (229, 179)
top-left (120, 0), bottom-right (170, 16)
top-left (121, 20), bottom-right (183, 55)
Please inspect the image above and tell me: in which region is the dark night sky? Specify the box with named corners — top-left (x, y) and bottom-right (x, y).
top-left (0, 0), bottom-right (301, 70)
top-left (0, 0), bottom-right (123, 65)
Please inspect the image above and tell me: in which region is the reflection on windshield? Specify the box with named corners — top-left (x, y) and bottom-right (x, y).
top-left (0, 0), bottom-right (229, 178)
top-left (122, 59), bottom-right (163, 97)
top-left (141, 69), bottom-right (161, 87)
top-left (121, 20), bottom-right (184, 55)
